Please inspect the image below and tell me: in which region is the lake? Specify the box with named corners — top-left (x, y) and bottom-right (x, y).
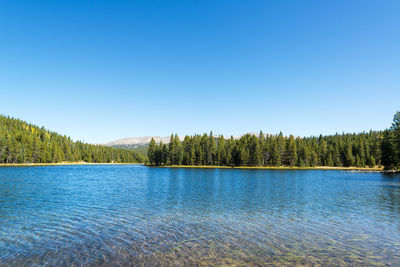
top-left (0, 165), bottom-right (399, 266)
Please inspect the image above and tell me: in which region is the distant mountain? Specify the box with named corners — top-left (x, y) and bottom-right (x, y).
top-left (105, 133), bottom-right (263, 148)
top-left (106, 136), bottom-right (183, 148)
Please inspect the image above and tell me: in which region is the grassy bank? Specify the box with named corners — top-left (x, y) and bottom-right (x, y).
top-left (0, 162), bottom-right (143, 167)
top-left (151, 165), bottom-right (384, 171)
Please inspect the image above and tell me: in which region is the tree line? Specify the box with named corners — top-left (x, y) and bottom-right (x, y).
top-left (148, 111), bottom-right (400, 169)
top-left (148, 132), bottom-right (381, 167)
top-left (0, 115), bottom-right (144, 164)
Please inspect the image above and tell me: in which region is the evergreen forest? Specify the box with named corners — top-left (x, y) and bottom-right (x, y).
top-left (0, 115), bottom-right (144, 164)
top-left (148, 111), bottom-right (400, 169)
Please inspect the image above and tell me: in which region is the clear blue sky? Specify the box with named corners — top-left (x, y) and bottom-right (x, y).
top-left (1, 0), bottom-right (399, 143)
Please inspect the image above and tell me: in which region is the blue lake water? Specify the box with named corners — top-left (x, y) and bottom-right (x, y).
top-left (0, 165), bottom-right (399, 266)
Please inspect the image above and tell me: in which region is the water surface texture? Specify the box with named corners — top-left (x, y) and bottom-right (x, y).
top-left (0, 165), bottom-right (399, 266)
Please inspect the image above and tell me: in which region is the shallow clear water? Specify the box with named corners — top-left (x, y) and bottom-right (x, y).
top-left (0, 165), bottom-right (399, 266)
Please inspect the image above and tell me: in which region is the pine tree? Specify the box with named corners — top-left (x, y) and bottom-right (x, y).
top-left (249, 135), bottom-right (261, 166)
top-left (209, 132), bottom-right (216, 165)
top-left (259, 131), bottom-right (266, 165)
top-left (391, 111), bottom-right (400, 167)
top-left (168, 134), bottom-right (175, 164)
top-left (286, 135), bottom-right (297, 166)
top-left (270, 139), bottom-right (281, 166)
top-left (344, 142), bottom-right (354, 167)
top-left (381, 129), bottom-right (396, 169)
top-left (217, 135), bottom-right (225, 165)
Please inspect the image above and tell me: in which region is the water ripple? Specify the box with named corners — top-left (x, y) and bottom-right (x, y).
top-left (0, 165), bottom-right (399, 266)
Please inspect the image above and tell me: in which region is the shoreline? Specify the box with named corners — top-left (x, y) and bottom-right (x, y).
top-left (150, 165), bottom-right (385, 171)
top-left (1, 163), bottom-right (396, 173)
top-left (0, 162), bottom-right (143, 167)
